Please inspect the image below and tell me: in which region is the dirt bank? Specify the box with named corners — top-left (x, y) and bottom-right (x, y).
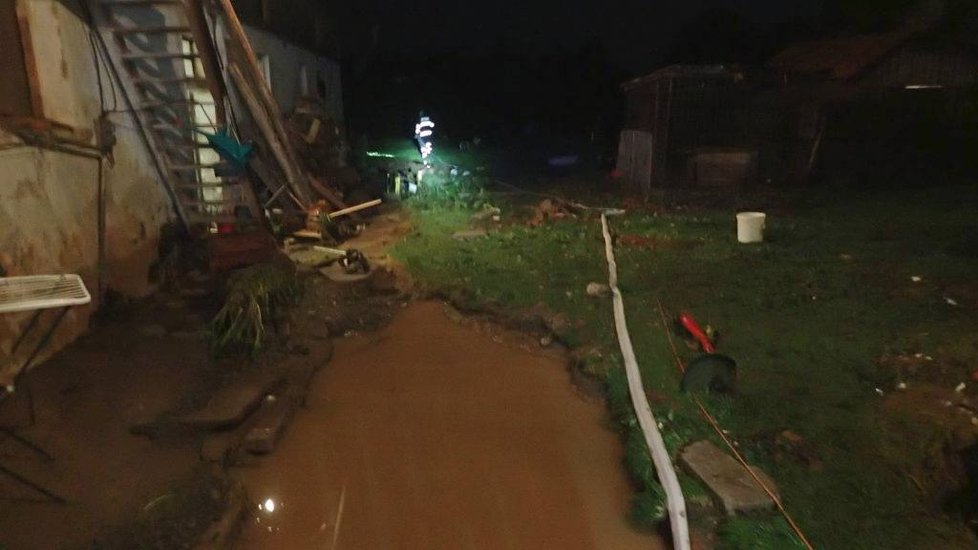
top-left (235, 301), bottom-right (660, 549)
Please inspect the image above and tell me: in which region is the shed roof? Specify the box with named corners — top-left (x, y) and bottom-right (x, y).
top-left (623, 64), bottom-right (736, 90)
top-left (768, 30), bottom-right (915, 80)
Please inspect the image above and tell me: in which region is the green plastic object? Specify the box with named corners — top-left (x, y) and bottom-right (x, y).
top-left (194, 128), bottom-right (253, 168)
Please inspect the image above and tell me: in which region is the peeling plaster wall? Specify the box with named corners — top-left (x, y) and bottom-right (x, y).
top-left (0, 1), bottom-right (172, 384)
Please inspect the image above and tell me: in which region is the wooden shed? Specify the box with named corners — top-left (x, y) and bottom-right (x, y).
top-left (616, 65), bottom-right (765, 198)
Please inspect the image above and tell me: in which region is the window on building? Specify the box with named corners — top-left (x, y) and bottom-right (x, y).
top-left (316, 74), bottom-right (327, 99)
top-left (258, 53), bottom-right (272, 85)
top-left (299, 65), bottom-right (310, 97)
top-left (0, 1), bottom-right (40, 119)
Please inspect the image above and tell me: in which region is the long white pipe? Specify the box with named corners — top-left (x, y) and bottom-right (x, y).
top-left (600, 213), bottom-right (690, 550)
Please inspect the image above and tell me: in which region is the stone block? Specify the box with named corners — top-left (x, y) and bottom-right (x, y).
top-left (680, 440), bottom-right (779, 515)
top-left (243, 398), bottom-right (294, 455)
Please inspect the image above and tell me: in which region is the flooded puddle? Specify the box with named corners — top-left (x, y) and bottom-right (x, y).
top-left (235, 301), bottom-right (660, 549)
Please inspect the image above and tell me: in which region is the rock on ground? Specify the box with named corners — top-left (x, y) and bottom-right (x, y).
top-left (680, 440), bottom-right (779, 515)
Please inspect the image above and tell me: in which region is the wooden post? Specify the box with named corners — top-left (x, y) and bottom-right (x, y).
top-left (229, 63), bottom-right (301, 199)
top-left (185, 0), bottom-right (227, 123)
top-left (214, 0), bottom-right (311, 203)
top-left (14, 0), bottom-right (43, 118)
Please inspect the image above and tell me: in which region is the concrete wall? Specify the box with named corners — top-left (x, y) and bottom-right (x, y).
top-left (215, 21), bottom-right (344, 123)
top-left (0, 1), bottom-right (173, 385)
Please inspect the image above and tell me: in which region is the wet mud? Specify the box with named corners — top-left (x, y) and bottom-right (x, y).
top-left (236, 301), bottom-right (660, 549)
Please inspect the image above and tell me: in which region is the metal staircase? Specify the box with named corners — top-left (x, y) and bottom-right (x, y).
top-left (87, 0), bottom-right (261, 235)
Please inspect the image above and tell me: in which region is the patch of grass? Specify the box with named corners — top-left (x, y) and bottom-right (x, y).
top-left (392, 184), bottom-right (978, 548)
top-left (719, 517), bottom-right (806, 550)
top-left (210, 263), bottom-right (301, 355)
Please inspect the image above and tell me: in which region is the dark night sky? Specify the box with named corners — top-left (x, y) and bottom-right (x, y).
top-left (339, 0), bottom-right (824, 73)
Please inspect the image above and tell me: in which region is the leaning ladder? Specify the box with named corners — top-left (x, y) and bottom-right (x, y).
top-left (87, 0), bottom-right (260, 235)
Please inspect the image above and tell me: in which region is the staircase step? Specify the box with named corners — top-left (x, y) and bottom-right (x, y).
top-left (133, 76), bottom-right (209, 87)
top-left (140, 99), bottom-right (216, 110)
top-left (101, 0), bottom-right (184, 5)
top-left (110, 26), bottom-right (191, 35)
top-left (150, 122), bottom-right (218, 131)
top-left (122, 52), bottom-right (201, 61)
top-left (165, 148), bottom-right (217, 158)
top-left (177, 182), bottom-right (244, 189)
top-left (164, 145), bottom-right (218, 155)
top-left (168, 162), bottom-right (229, 170)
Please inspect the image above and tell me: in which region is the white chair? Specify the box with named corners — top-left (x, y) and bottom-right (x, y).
top-left (0, 274), bottom-right (91, 503)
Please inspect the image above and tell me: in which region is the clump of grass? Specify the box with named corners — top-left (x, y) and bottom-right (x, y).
top-left (718, 517), bottom-right (805, 550)
top-left (210, 263), bottom-right (301, 355)
top-left (405, 165), bottom-right (495, 211)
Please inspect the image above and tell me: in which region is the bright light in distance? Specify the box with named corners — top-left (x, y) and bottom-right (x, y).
top-left (259, 498), bottom-right (276, 513)
top-left (904, 84), bottom-right (944, 90)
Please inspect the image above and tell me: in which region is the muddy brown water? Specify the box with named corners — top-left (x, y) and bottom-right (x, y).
top-left (236, 301), bottom-right (661, 549)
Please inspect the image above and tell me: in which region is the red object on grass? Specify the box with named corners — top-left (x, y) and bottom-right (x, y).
top-left (678, 312), bottom-right (715, 353)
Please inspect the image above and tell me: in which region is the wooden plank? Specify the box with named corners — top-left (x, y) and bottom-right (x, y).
top-left (215, 0), bottom-right (311, 205)
top-left (327, 198), bottom-right (381, 219)
top-left (0, 1), bottom-right (32, 117)
top-left (14, 0), bottom-right (43, 118)
top-left (185, 0), bottom-right (227, 124)
top-left (229, 63), bottom-right (305, 202)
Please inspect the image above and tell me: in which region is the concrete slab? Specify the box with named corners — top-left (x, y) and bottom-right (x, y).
top-left (680, 440), bottom-right (779, 515)
top-left (243, 398), bottom-right (295, 455)
top-left (178, 376), bottom-right (283, 431)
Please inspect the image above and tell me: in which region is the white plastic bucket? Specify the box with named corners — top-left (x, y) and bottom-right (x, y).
top-left (736, 212), bottom-right (766, 243)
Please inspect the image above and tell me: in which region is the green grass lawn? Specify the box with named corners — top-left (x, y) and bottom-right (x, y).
top-left (392, 182), bottom-right (978, 549)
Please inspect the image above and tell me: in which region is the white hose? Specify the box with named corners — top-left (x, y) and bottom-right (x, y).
top-left (600, 213), bottom-right (690, 550)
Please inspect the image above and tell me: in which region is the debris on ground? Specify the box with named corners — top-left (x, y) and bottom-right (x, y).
top-left (452, 228), bottom-right (489, 240)
top-left (616, 233), bottom-right (700, 251)
top-left (527, 198), bottom-right (575, 227)
top-left (471, 205), bottom-right (502, 222)
top-left (770, 430), bottom-right (823, 471)
top-left (586, 282), bottom-right (611, 298)
top-left (286, 97), bottom-right (358, 196)
top-left (97, 470), bottom-right (234, 549)
top-left (210, 263), bottom-right (301, 355)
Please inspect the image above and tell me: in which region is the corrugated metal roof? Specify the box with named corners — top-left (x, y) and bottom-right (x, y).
top-left (768, 30), bottom-right (915, 80)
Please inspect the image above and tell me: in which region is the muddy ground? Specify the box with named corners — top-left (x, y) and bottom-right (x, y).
top-left (235, 300), bottom-right (658, 549)
top-left (0, 290), bottom-right (215, 548)
top-left (0, 207), bottom-right (662, 549)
